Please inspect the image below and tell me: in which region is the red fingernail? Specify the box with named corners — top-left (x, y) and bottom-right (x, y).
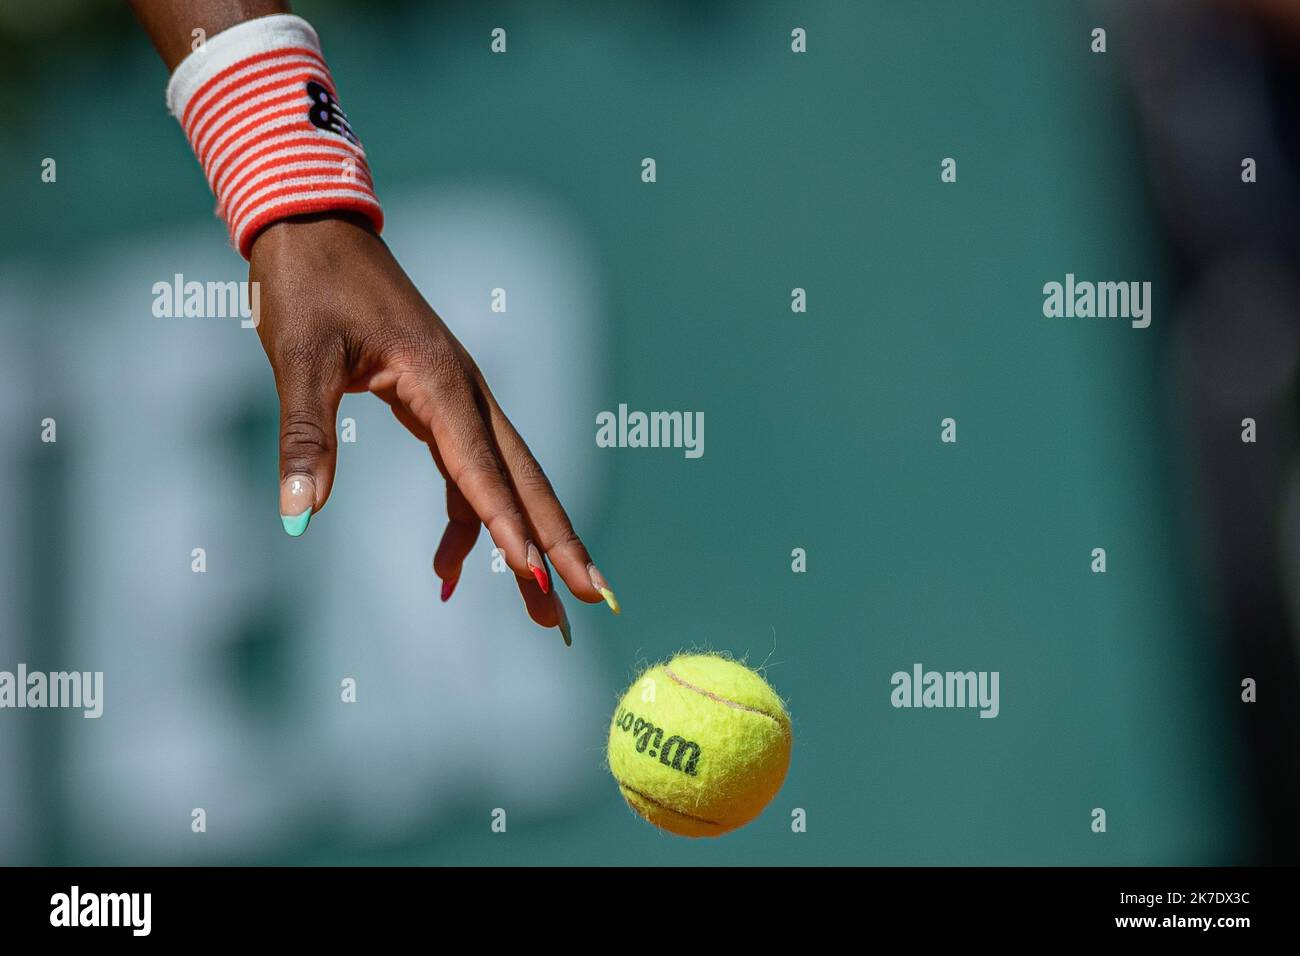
top-left (527, 542), bottom-right (550, 594)
top-left (440, 576), bottom-right (458, 602)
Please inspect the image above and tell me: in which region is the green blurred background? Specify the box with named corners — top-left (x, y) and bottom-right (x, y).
top-left (0, 0), bottom-right (1248, 865)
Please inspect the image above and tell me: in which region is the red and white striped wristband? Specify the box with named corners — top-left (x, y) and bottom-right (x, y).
top-left (166, 14), bottom-right (383, 259)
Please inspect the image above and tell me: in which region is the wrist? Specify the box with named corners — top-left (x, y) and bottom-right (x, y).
top-left (166, 13), bottom-right (383, 260)
top-left (251, 209), bottom-right (379, 255)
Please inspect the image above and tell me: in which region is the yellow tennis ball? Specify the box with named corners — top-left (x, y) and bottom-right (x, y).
top-left (608, 653), bottom-right (792, 837)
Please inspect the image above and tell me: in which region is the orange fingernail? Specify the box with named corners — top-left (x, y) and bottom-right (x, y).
top-left (554, 594), bottom-right (572, 647)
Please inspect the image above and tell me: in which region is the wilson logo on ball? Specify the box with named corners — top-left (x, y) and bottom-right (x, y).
top-left (612, 708), bottom-right (702, 775)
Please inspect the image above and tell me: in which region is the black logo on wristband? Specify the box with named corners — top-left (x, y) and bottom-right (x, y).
top-left (306, 81), bottom-right (359, 145)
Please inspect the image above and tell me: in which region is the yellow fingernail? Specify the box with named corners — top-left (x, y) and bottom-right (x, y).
top-left (587, 564), bottom-right (621, 616)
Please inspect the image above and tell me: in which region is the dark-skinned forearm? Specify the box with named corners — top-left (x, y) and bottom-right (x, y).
top-left (128, 0), bottom-right (290, 71)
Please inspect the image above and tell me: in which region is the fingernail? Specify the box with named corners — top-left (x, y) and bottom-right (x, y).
top-left (587, 563), bottom-right (620, 615)
top-left (554, 594), bottom-right (572, 647)
top-left (280, 474), bottom-right (315, 537)
top-left (440, 575), bottom-right (459, 602)
top-left (527, 542), bottom-right (550, 594)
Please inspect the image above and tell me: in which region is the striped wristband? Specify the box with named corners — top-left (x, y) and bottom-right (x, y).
top-left (165, 14), bottom-right (383, 259)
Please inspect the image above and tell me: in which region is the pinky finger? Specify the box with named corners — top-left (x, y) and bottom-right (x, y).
top-left (434, 483), bottom-right (480, 601)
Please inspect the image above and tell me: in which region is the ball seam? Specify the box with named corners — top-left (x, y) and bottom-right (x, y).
top-left (619, 783), bottom-right (728, 829)
top-left (664, 666), bottom-right (788, 726)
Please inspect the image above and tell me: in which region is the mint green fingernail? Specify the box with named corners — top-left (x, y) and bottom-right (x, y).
top-left (281, 508), bottom-right (312, 537)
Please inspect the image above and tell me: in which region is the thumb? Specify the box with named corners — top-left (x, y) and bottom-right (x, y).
top-left (276, 367), bottom-right (343, 538)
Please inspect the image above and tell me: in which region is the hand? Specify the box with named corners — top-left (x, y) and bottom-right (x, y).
top-left (247, 212), bottom-right (619, 641)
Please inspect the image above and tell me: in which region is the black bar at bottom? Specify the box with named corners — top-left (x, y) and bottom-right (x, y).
top-left (0, 866), bottom-right (1275, 940)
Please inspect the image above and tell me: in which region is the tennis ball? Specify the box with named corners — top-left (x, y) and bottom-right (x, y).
top-left (608, 653), bottom-right (792, 837)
